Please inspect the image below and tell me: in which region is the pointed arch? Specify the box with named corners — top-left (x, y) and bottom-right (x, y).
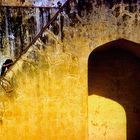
top-left (88, 39), bottom-right (140, 140)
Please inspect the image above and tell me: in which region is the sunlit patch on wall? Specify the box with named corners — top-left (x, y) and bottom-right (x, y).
top-left (88, 95), bottom-right (126, 140)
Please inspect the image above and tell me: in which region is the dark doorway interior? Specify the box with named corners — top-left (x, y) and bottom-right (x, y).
top-left (88, 39), bottom-right (140, 140)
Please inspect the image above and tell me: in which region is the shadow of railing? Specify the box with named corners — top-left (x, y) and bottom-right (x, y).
top-left (0, 0), bottom-right (70, 76)
top-left (0, 5), bottom-right (58, 58)
top-left (0, 1), bottom-right (139, 60)
top-left (0, 1), bottom-right (71, 100)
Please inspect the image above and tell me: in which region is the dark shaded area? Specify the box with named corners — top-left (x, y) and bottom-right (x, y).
top-left (1, 59), bottom-right (13, 76)
top-left (88, 39), bottom-right (140, 140)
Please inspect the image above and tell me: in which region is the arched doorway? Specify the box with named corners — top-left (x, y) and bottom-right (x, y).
top-left (88, 39), bottom-right (140, 140)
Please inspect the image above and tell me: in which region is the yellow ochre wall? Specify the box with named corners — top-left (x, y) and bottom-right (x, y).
top-left (0, 9), bottom-right (140, 139)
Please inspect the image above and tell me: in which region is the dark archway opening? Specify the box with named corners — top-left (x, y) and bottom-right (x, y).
top-left (88, 39), bottom-right (140, 140)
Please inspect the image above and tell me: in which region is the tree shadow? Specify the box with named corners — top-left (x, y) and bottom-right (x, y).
top-left (88, 39), bottom-right (140, 140)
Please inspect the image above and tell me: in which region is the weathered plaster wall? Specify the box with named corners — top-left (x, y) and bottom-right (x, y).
top-left (0, 4), bottom-right (140, 139)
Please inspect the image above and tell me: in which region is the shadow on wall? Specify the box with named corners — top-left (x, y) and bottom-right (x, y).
top-left (88, 39), bottom-right (140, 140)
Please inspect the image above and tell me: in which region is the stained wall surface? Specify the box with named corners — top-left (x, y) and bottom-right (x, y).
top-left (0, 2), bottom-right (140, 139)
